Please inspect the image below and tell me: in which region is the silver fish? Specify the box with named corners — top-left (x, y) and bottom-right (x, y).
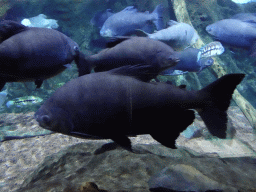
top-left (197, 41), bottom-right (225, 61)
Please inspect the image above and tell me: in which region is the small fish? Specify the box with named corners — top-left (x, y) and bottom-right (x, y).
top-left (100, 4), bottom-right (164, 37)
top-left (21, 14), bottom-right (59, 29)
top-left (197, 41), bottom-right (225, 61)
top-left (6, 96), bottom-right (43, 108)
top-left (160, 48), bottom-right (214, 76)
top-left (136, 20), bottom-right (199, 49)
top-left (0, 90), bottom-right (7, 108)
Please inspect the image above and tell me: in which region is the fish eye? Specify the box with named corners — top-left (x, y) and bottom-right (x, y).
top-left (42, 115), bottom-right (51, 125)
top-left (74, 46), bottom-right (79, 52)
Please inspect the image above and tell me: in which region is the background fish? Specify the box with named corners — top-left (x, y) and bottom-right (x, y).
top-left (0, 20), bottom-right (89, 90)
top-left (136, 20), bottom-right (199, 49)
top-left (35, 65), bottom-right (245, 151)
top-left (160, 48), bottom-right (214, 75)
top-left (197, 41), bottom-right (225, 61)
top-left (206, 19), bottom-right (256, 56)
top-left (100, 4), bottom-right (164, 37)
top-left (90, 9), bottom-right (113, 29)
top-left (6, 96), bottom-right (43, 108)
top-left (85, 36), bottom-right (179, 78)
top-left (21, 14), bottom-right (58, 29)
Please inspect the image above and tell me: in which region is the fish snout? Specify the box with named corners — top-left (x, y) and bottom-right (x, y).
top-left (35, 114), bottom-right (51, 129)
top-left (100, 28), bottom-right (113, 37)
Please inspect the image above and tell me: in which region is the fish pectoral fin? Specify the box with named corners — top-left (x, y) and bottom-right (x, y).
top-left (150, 110), bottom-right (195, 149)
top-left (35, 79), bottom-right (44, 89)
top-left (110, 135), bottom-right (133, 152)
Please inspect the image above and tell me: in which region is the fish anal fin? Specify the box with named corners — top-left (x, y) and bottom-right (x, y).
top-left (151, 110), bottom-right (195, 149)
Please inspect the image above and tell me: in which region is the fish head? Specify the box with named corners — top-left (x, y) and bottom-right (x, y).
top-left (206, 23), bottom-right (220, 38)
top-left (100, 27), bottom-right (115, 37)
top-left (35, 106), bottom-right (73, 135)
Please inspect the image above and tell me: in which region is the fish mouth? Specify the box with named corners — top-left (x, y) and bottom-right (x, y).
top-left (35, 114), bottom-right (52, 130)
top-left (100, 29), bottom-right (113, 37)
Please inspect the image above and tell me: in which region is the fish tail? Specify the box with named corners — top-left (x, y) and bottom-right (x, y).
top-left (75, 51), bottom-right (92, 76)
top-left (152, 4), bottom-right (164, 30)
top-left (197, 73), bottom-right (245, 138)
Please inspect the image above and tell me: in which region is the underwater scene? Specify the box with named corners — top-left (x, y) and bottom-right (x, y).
top-left (0, 0), bottom-right (256, 191)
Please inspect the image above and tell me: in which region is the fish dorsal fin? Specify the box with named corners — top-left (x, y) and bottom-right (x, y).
top-left (135, 29), bottom-right (149, 37)
top-left (167, 20), bottom-right (178, 27)
top-left (109, 64), bottom-right (159, 82)
top-left (0, 20), bottom-right (28, 42)
top-left (106, 36), bottom-right (131, 48)
top-left (122, 6), bottom-right (137, 12)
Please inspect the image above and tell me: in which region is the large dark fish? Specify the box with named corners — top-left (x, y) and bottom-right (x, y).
top-left (0, 20), bottom-right (90, 90)
top-left (35, 65), bottom-right (245, 151)
top-left (206, 19), bottom-right (256, 56)
top-left (100, 4), bottom-right (164, 37)
top-left (86, 36), bottom-right (179, 78)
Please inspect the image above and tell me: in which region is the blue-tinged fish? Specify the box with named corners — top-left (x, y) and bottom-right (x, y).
top-left (0, 20), bottom-right (90, 90)
top-left (160, 48), bottom-right (214, 76)
top-left (100, 4), bottom-right (164, 37)
top-left (35, 64), bottom-right (245, 151)
top-left (206, 19), bottom-right (256, 56)
top-left (136, 20), bottom-right (199, 49)
top-left (6, 96), bottom-right (43, 108)
top-left (197, 41), bottom-right (225, 61)
top-left (0, 90), bottom-right (7, 108)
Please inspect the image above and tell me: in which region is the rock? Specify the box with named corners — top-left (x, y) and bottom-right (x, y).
top-left (148, 164), bottom-right (238, 192)
top-left (15, 143), bottom-right (256, 192)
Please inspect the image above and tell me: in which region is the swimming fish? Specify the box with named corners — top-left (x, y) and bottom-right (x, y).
top-left (100, 4), bottom-right (164, 37)
top-left (0, 20), bottom-right (90, 90)
top-left (35, 65), bottom-right (245, 151)
top-left (160, 48), bottom-right (214, 76)
top-left (21, 14), bottom-right (59, 29)
top-left (85, 36), bottom-right (180, 78)
top-left (0, 90), bottom-right (7, 108)
top-left (6, 96), bottom-right (43, 108)
top-left (136, 20), bottom-right (199, 49)
top-left (206, 19), bottom-right (256, 56)
top-left (90, 9), bottom-right (114, 29)
top-left (197, 41), bottom-right (225, 61)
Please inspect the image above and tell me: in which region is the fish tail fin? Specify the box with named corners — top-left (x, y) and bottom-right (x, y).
top-left (75, 51), bottom-right (92, 76)
top-left (197, 73), bottom-right (245, 138)
top-left (152, 4), bottom-right (164, 30)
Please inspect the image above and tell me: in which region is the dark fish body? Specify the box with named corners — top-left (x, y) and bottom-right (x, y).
top-left (160, 48), bottom-right (214, 75)
top-left (206, 19), bottom-right (256, 48)
top-left (0, 20), bottom-right (89, 90)
top-left (100, 5), bottom-right (164, 37)
top-left (87, 37), bottom-right (179, 77)
top-left (35, 65), bottom-right (245, 151)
